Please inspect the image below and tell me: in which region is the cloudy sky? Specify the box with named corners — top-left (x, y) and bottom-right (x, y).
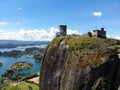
top-left (0, 0), bottom-right (120, 41)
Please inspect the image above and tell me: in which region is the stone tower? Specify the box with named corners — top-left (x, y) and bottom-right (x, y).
top-left (59, 25), bottom-right (67, 36)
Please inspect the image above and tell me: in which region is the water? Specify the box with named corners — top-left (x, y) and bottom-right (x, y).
top-left (0, 54), bottom-right (41, 79)
top-left (0, 44), bottom-right (48, 79)
top-left (0, 44), bottom-right (47, 53)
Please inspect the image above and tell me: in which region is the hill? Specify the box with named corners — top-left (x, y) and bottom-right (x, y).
top-left (40, 36), bottom-right (120, 90)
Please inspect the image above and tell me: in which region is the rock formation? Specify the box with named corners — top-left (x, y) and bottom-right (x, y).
top-left (40, 36), bottom-right (120, 90)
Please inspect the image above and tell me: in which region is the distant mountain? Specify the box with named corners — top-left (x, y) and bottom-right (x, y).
top-left (0, 40), bottom-right (49, 48)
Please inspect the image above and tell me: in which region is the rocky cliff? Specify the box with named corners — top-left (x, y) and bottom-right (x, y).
top-left (40, 36), bottom-right (120, 90)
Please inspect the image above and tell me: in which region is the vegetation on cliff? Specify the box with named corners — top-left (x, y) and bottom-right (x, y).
top-left (49, 36), bottom-right (119, 68)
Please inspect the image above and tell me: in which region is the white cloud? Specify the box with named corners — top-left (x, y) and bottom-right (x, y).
top-left (92, 11), bottom-right (102, 17)
top-left (107, 35), bottom-right (120, 40)
top-left (18, 8), bottom-right (21, 10)
top-left (114, 35), bottom-right (120, 40)
top-left (67, 29), bottom-right (79, 35)
top-left (0, 21), bottom-right (9, 26)
top-left (0, 27), bottom-right (80, 41)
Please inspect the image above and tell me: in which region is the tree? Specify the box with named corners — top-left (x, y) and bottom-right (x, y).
top-left (88, 32), bottom-right (92, 37)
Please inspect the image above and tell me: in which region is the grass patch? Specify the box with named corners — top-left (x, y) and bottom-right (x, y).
top-left (0, 81), bottom-right (39, 90)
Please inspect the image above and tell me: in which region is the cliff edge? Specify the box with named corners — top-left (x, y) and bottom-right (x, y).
top-left (40, 36), bottom-right (120, 90)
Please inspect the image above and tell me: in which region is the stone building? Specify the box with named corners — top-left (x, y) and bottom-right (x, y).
top-left (59, 25), bottom-right (67, 36)
top-left (56, 25), bottom-right (67, 36)
top-left (91, 28), bottom-right (106, 38)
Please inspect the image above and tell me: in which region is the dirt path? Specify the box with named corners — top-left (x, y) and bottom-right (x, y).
top-left (28, 76), bottom-right (39, 84)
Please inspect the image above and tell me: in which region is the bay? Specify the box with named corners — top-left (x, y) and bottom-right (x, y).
top-left (0, 44), bottom-right (48, 80)
top-left (0, 54), bottom-right (41, 79)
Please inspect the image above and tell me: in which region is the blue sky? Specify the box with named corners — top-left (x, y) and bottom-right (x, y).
top-left (0, 0), bottom-right (120, 40)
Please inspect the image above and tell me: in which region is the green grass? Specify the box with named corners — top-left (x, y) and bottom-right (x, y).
top-left (52, 36), bottom-right (120, 53)
top-left (52, 36), bottom-right (110, 52)
top-left (0, 81), bottom-right (39, 90)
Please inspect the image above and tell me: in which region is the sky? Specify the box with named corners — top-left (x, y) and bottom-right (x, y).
top-left (0, 0), bottom-right (120, 41)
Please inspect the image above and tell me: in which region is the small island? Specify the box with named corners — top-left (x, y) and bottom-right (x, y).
top-left (1, 61), bottom-right (39, 90)
top-left (10, 62), bottom-right (33, 72)
top-left (1, 47), bottom-right (45, 58)
top-left (1, 62), bottom-right (34, 83)
top-left (0, 62), bottom-right (3, 66)
top-left (34, 54), bottom-right (43, 61)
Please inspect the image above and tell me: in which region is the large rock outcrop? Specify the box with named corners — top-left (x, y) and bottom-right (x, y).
top-left (40, 37), bottom-right (120, 90)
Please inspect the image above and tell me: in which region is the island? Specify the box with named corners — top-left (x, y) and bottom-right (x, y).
top-left (1, 62), bottom-right (33, 82)
top-left (33, 53), bottom-right (43, 61)
top-left (2, 50), bottom-right (25, 57)
top-left (1, 47), bottom-right (45, 58)
top-left (10, 62), bottom-right (33, 72)
top-left (1, 63), bottom-right (39, 90)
